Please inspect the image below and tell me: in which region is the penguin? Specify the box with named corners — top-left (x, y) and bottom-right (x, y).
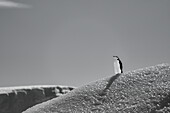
top-left (99, 56), bottom-right (123, 96)
top-left (112, 56), bottom-right (123, 74)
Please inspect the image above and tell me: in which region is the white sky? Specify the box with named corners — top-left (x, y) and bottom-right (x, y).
top-left (0, 0), bottom-right (30, 8)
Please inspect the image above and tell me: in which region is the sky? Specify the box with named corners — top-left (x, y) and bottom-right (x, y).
top-left (0, 0), bottom-right (170, 87)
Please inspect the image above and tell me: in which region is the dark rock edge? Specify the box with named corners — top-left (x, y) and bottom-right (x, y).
top-left (0, 85), bottom-right (75, 113)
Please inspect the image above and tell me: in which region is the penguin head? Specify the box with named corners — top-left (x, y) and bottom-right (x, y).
top-left (113, 56), bottom-right (119, 61)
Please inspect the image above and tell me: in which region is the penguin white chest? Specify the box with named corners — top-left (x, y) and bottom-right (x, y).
top-left (113, 60), bottom-right (121, 74)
